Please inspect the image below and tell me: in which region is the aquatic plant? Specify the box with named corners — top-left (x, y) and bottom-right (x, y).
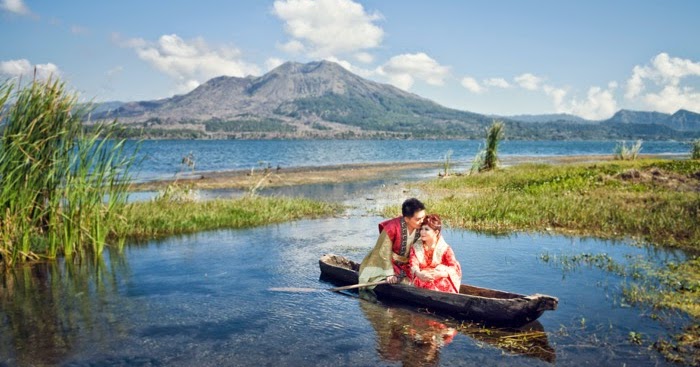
top-left (0, 78), bottom-right (136, 265)
top-left (441, 149), bottom-right (453, 177)
top-left (614, 140), bottom-right (643, 160)
top-left (472, 121), bottom-right (504, 172)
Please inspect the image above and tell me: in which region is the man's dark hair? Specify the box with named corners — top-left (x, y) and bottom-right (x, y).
top-left (401, 198), bottom-right (425, 218)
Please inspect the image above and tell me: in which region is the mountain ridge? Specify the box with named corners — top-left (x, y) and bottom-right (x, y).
top-left (92, 60), bottom-right (700, 140)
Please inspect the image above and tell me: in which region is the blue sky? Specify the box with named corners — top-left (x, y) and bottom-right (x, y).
top-left (1, 0), bottom-right (699, 119)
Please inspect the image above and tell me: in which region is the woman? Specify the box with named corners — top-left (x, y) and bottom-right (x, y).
top-left (409, 214), bottom-right (461, 293)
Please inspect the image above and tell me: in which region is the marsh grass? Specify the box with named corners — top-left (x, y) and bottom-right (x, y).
top-left (419, 159), bottom-right (700, 249)
top-left (119, 196), bottom-right (341, 240)
top-left (542, 250), bottom-right (700, 364)
top-left (614, 140), bottom-right (643, 160)
top-left (0, 78), bottom-right (135, 265)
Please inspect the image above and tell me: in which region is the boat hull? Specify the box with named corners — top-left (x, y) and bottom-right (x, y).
top-left (320, 253), bottom-right (558, 326)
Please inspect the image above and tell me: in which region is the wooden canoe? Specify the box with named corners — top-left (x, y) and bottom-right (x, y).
top-left (319, 253), bottom-right (558, 327)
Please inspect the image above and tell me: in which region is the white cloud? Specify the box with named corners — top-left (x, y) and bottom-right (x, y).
top-left (1, 0), bottom-right (29, 15)
top-left (643, 85), bottom-right (700, 114)
top-left (377, 53), bottom-right (449, 90)
top-left (555, 85), bottom-right (618, 120)
top-left (624, 53), bottom-right (700, 113)
top-left (460, 77), bottom-right (483, 94)
top-left (543, 85), bottom-right (567, 107)
top-left (515, 73), bottom-right (542, 91)
top-left (106, 66), bottom-right (123, 77)
top-left (323, 56), bottom-right (373, 78)
top-left (272, 0), bottom-right (383, 58)
top-left (460, 76), bottom-right (509, 94)
top-left (118, 33), bottom-right (261, 93)
top-left (0, 59), bottom-right (61, 80)
top-left (265, 57), bottom-right (285, 71)
top-left (354, 52), bottom-right (374, 64)
top-left (279, 40), bottom-right (305, 54)
top-left (484, 78), bottom-right (511, 89)
top-left (71, 25), bottom-right (89, 35)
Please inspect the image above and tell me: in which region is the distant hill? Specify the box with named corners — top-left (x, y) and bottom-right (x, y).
top-left (603, 109), bottom-right (700, 132)
top-left (91, 60), bottom-right (700, 140)
top-left (504, 113), bottom-right (594, 124)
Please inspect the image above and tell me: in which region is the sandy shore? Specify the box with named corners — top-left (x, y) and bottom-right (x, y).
top-left (129, 161), bottom-right (441, 191)
top-left (128, 153), bottom-right (686, 192)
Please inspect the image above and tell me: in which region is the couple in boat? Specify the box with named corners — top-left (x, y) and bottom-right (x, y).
top-left (359, 198), bottom-right (461, 293)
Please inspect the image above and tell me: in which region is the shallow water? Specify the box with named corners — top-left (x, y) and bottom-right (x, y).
top-left (0, 214), bottom-right (688, 366)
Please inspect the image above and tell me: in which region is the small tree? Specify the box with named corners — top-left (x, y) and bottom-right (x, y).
top-left (473, 121), bottom-right (504, 172)
top-left (692, 139), bottom-right (700, 160)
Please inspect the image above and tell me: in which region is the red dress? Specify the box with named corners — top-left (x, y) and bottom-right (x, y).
top-left (409, 237), bottom-right (461, 293)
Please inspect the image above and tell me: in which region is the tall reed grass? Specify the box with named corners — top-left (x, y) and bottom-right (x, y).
top-left (472, 121), bottom-right (504, 173)
top-left (0, 78), bottom-right (136, 266)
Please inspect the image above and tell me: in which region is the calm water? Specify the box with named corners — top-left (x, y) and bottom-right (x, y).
top-left (130, 139), bottom-right (691, 181)
top-left (0, 215), bottom-right (688, 366)
top-left (0, 139), bottom-right (693, 366)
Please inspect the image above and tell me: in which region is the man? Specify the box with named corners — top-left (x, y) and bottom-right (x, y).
top-left (359, 198), bottom-right (426, 286)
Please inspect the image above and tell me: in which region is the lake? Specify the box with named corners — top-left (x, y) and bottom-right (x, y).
top-left (0, 216), bottom-right (686, 366)
top-left (0, 139), bottom-right (693, 366)
top-left (130, 139), bottom-right (691, 181)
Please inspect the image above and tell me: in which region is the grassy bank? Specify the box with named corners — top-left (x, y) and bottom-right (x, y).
top-left (118, 195), bottom-right (342, 241)
top-left (420, 159), bottom-right (699, 249)
top-left (412, 158), bottom-right (699, 364)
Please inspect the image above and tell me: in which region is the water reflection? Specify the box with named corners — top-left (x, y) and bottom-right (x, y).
top-left (0, 253), bottom-right (130, 366)
top-left (359, 300), bottom-right (457, 367)
top-left (359, 296), bottom-right (556, 365)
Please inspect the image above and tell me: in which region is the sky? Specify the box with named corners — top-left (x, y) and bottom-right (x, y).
top-left (1, 0), bottom-right (699, 120)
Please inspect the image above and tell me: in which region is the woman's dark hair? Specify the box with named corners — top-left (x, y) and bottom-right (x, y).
top-left (422, 214), bottom-right (442, 236)
top-left (401, 198), bottom-right (425, 218)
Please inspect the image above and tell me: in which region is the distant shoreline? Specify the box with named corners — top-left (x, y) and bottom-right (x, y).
top-left (129, 153), bottom-right (688, 192)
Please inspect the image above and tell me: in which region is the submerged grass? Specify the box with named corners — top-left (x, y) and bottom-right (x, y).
top-left (118, 195), bottom-right (342, 240)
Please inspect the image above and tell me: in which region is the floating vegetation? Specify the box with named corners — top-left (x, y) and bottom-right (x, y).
top-left (456, 320), bottom-right (555, 363)
top-left (539, 250), bottom-right (700, 364)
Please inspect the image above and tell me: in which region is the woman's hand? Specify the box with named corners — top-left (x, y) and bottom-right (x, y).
top-left (416, 270), bottom-right (434, 282)
top-left (386, 275), bottom-right (399, 284)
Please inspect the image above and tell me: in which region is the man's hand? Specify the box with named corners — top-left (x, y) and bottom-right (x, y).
top-left (386, 275), bottom-right (399, 284)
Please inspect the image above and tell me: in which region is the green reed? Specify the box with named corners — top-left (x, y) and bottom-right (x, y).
top-left (471, 120), bottom-right (504, 173)
top-left (0, 78), bottom-right (135, 265)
